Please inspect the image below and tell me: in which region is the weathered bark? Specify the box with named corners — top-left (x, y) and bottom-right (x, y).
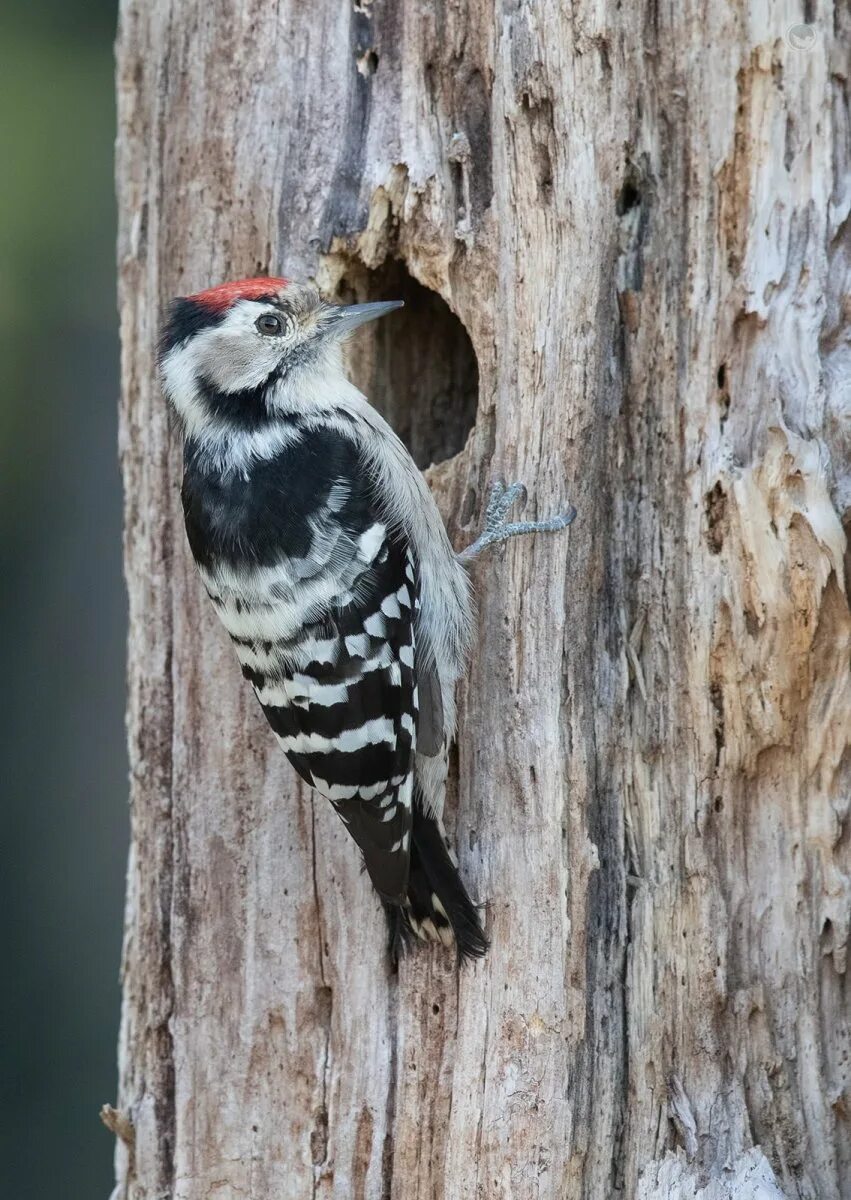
top-left (114, 3), bottom-right (851, 1198)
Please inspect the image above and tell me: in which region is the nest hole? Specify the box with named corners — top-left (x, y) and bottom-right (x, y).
top-left (335, 259), bottom-right (479, 468)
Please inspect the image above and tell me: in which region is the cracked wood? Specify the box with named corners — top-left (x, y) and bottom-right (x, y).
top-left (114, 2), bottom-right (851, 1198)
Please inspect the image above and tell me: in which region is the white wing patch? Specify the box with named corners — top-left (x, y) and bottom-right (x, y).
top-left (357, 522), bottom-right (386, 563)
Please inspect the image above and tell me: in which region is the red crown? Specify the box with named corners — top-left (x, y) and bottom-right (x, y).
top-left (187, 275), bottom-right (290, 312)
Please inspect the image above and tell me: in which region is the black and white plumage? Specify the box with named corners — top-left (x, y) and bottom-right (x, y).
top-left (159, 275), bottom-right (575, 960)
top-left (159, 276), bottom-right (485, 957)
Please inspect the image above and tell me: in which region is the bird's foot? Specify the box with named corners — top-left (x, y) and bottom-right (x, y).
top-left (458, 479), bottom-right (576, 562)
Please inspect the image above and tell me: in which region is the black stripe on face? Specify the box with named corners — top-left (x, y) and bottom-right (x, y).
top-left (159, 297), bottom-right (227, 357)
top-left (195, 374), bottom-right (291, 431)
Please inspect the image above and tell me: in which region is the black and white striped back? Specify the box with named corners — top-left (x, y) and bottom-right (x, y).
top-left (182, 419), bottom-right (419, 901)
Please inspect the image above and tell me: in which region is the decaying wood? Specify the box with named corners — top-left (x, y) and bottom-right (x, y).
top-left (114, 2), bottom-right (850, 1197)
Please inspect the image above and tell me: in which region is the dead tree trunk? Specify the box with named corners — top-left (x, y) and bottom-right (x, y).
top-left (114, 3), bottom-right (850, 1197)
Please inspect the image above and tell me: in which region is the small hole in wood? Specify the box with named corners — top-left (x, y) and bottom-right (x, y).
top-left (616, 179), bottom-right (641, 216)
top-left (357, 49), bottom-right (378, 76)
top-left (335, 259), bottom-right (479, 468)
top-left (704, 482), bottom-right (727, 555)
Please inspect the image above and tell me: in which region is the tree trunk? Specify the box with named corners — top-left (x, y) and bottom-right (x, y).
top-left (113, 3), bottom-right (851, 1198)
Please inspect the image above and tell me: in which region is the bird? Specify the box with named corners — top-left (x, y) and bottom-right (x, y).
top-left (158, 274), bottom-right (575, 961)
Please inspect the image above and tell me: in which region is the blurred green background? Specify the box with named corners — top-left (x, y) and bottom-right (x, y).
top-left (0, 1), bottom-right (127, 1197)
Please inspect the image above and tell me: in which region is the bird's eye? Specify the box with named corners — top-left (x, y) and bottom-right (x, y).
top-left (256, 313), bottom-right (288, 336)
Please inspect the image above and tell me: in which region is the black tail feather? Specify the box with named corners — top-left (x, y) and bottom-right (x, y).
top-left (385, 792), bottom-right (488, 963)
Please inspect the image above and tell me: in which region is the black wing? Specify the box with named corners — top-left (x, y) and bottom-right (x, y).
top-left (258, 534), bottom-right (419, 903)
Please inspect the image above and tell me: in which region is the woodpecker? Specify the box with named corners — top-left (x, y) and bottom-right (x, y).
top-left (159, 275), bottom-right (574, 960)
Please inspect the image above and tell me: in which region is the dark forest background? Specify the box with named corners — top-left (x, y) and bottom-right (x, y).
top-left (1, 1), bottom-right (126, 1196)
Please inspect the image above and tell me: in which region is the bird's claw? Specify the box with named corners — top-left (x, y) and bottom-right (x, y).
top-left (458, 479), bottom-right (576, 562)
top-left (486, 479), bottom-right (527, 526)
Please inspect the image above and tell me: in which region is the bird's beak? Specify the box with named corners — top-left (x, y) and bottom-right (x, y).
top-left (328, 300), bottom-right (404, 337)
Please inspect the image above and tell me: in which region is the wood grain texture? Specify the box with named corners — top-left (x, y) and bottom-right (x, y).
top-left (114, 3), bottom-right (850, 1197)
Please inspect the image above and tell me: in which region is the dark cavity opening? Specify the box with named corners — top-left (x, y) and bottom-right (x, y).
top-left (616, 179), bottom-right (641, 216)
top-left (335, 259), bottom-right (479, 469)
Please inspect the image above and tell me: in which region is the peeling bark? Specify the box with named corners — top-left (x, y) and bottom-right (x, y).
top-left (115, 3), bottom-right (850, 1198)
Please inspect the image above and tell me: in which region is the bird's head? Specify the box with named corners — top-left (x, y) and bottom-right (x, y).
top-left (159, 275), bottom-right (402, 435)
